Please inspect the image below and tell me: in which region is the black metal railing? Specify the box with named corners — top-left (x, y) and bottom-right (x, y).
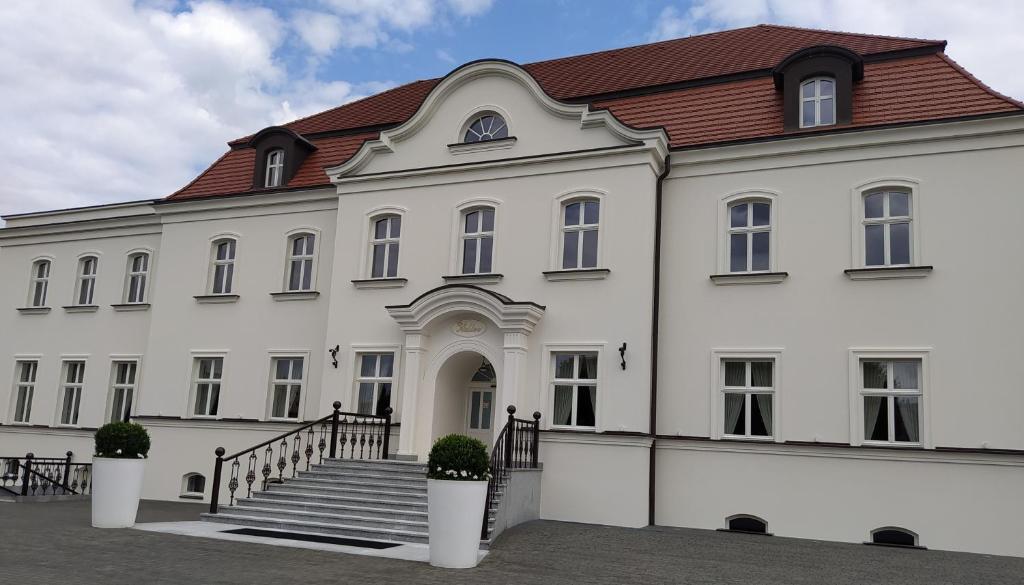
top-left (481, 405), bottom-right (541, 539)
top-left (209, 401), bottom-right (392, 513)
top-left (0, 452), bottom-right (92, 497)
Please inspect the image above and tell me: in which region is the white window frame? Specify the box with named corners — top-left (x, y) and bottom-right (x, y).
top-left (266, 351), bottom-right (309, 421)
top-left (799, 76), bottom-right (836, 128)
top-left (208, 236), bottom-right (238, 295)
top-left (353, 350), bottom-right (397, 416)
top-left (543, 342), bottom-right (604, 431)
top-left (368, 214), bottom-right (402, 279)
top-left (123, 250), bottom-right (152, 304)
top-left (848, 348), bottom-right (931, 448)
top-left (9, 359), bottom-right (39, 424)
top-left (55, 358), bottom-right (87, 427)
top-left (181, 473), bottom-right (206, 498)
top-left (715, 190), bottom-right (782, 281)
top-left (461, 111), bottom-right (509, 143)
top-left (448, 198), bottom-right (502, 277)
top-left (548, 190), bottom-right (606, 274)
top-left (74, 254), bottom-right (99, 306)
top-left (28, 257), bottom-right (52, 307)
top-left (107, 357), bottom-right (141, 423)
top-left (850, 178), bottom-right (923, 273)
top-left (459, 206), bottom-right (497, 275)
top-left (188, 352), bottom-right (227, 419)
top-left (710, 349), bottom-right (784, 442)
top-left (283, 229), bottom-right (320, 292)
top-left (265, 149), bottom-right (285, 188)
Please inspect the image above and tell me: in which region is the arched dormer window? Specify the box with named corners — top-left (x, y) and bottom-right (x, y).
top-left (800, 77), bottom-right (835, 128)
top-left (463, 113), bottom-right (508, 143)
top-left (265, 149), bottom-right (284, 188)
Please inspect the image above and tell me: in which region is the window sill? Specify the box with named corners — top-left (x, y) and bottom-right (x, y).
top-left (179, 494), bottom-right (204, 500)
top-left (548, 426), bottom-right (597, 432)
top-left (351, 278), bottom-right (408, 289)
top-left (194, 294), bottom-right (240, 304)
top-left (269, 291), bottom-right (320, 301)
top-left (16, 306), bottom-right (51, 315)
top-left (112, 303), bottom-right (151, 312)
top-left (542, 268), bottom-right (610, 282)
top-left (710, 272), bottom-right (788, 285)
top-left (863, 542), bottom-right (927, 551)
top-left (442, 273), bottom-right (503, 285)
top-left (447, 136), bottom-right (517, 155)
top-left (721, 435), bottom-right (776, 442)
top-left (62, 305), bottom-right (99, 313)
top-left (860, 441), bottom-right (924, 449)
top-left (844, 266), bottom-right (933, 280)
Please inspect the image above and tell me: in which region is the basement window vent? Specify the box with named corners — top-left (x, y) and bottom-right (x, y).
top-left (870, 527), bottom-right (920, 548)
top-left (726, 514), bottom-right (768, 534)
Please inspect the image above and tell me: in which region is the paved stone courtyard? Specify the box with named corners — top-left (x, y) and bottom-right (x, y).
top-left (1, 500), bottom-right (1021, 584)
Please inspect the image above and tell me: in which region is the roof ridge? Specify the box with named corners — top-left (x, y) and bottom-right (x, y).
top-left (756, 23), bottom-right (945, 46)
top-left (935, 52), bottom-right (1024, 109)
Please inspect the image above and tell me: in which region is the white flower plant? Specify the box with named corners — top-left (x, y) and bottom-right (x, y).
top-left (426, 434), bottom-right (491, 482)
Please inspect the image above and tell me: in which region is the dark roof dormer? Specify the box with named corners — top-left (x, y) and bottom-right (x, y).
top-left (247, 126), bottom-right (317, 190)
top-left (773, 45), bottom-right (864, 132)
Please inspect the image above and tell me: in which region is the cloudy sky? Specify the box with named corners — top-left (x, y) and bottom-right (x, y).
top-left (1, 0), bottom-right (1021, 218)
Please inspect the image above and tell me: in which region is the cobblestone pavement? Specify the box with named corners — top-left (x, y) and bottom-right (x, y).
top-left (1, 500), bottom-right (1021, 585)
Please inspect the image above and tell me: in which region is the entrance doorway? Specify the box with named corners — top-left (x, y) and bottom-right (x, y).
top-left (465, 359), bottom-right (496, 445)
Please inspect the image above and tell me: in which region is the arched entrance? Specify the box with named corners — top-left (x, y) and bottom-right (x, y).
top-left (432, 353), bottom-right (497, 447)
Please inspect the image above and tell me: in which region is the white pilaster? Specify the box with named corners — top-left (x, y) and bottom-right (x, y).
top-left (496, 330), bottom-right (529, 442)
top-left (397, 332), bottom-right (425, 458)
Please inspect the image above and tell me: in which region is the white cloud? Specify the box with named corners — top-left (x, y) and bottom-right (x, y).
top-left (649, 0), bottom-right (1024, 100)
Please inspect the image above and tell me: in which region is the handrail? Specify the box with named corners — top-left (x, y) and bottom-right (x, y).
top-left (481, 405), bottom-right (541, 540)
top-left (210, 401), bottom-right (393, 513)
top-left (0, 452), bottom-right (92, 497)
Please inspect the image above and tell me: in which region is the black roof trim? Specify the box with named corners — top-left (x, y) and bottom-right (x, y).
top-left (385, 283), bottom-right (545, 311)
top-left (773, 45), bottom-right (865, 89)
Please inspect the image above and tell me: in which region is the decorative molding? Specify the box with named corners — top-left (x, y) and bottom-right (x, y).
top-left (16, 307), bottom-right (51, 315)
top-left (351, 278), bottom-right (408, 290)
top-left (194, 294), bottom-right (240, 304)
top-left (844, 266), bottom-right (933, 280)
top-left (62, 305), bottom-right (100, 313)
top-left (269, 291), bottom-right (320, 301)
top-left (542, 268), bottom-right (610, 282)
top-left (111, 303), bottom-right (150, 312)
top-left (710, 272), bottom-right (788, 285)
top-left (451, 318), bottom-right (487, 338)
top-left (539, 430), bottom-right (652, 448)
top-left (447, 136), bottom-right (517, 155)
top-left (386, 283), bottom-right (544, 335)
top-left (442, 273), bottom-right (503, 285)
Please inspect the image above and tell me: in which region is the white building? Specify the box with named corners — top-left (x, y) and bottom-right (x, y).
top-left (2, 25), bottom-right (1023, 556)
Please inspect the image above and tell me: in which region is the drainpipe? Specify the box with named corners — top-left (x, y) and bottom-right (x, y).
top-left (649, 153), bottom-right (670, 527)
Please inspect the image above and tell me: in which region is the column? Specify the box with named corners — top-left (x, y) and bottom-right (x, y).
top-left (397, 332), bottom-right (425, 459)
top-left (496, 330), bottom-right (528, 441)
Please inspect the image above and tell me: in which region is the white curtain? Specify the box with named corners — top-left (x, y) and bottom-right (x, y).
top-left (755, 394), bottom-right (773, 435)
top-left (897, 397), bottom-right (920, 442)
top-left (554, 386), bottom-right (573, 426)
top-left (863, 396), bottom-right (883, 440)
top-left (724, 393), bottom-right (744, 435)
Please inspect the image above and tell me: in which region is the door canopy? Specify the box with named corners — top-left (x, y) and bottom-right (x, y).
top-left (385, 284), bottom-right (545, 334)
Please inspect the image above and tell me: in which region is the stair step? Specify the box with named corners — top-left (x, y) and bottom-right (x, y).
top-left (289, 475), bottom-right (426, 494)
top-left (299, 470), bottom-right (427, 484)
top-left (311, 464), bottom-right (426, 479)
top-left (214, 504), bottom-right (428, 532)
top-left (237, 497), bottom-right (428, 522)
top-left (264, 482), bottom-right (426, 503)
top-left (201, 512), bottom-right (429, 544)
top-left (258, 489), bottom-right (428, 511)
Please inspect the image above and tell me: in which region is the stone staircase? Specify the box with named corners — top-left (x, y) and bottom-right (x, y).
top-left (201, 459), bottom-right (502, 547)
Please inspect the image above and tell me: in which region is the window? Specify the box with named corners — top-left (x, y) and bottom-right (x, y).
top-left (561, 200), bottom-right (599, 270)
top-left (12, 361), bottom-right (37, 423)
top-left (551, 353), bottom-right (597, 428)
top-left (270, 357), bottom-right (303, 420)
top-left (871, 527), bottom-right (918, 547)
top-left (799, 77), bottom-right (835, 128)
top-left (209, 239), bottom-right (237, 294)
top-left (109, 361), bottom-right (138, 423)
top-left (286, 234), bottom-right (316, 291)
top-left (728, 201), bottom-right (771, 273)
top-left (182, 473), bottom-right (206, 497)
top-left (58, 361), bottom-right (85, 426)
top-left (727, 515), bottom-right (768, 534)
top-left (29, 260), bottom-right (50, 307)
top-left (369, 216), bottom-right (401, 279)
top-left (460, 208), bottom-right (495, 274)
top-left (721, 360), bottom-right (774, 439)
top-left (468, 389), bottom-right (493, 430)
top-left (265, 149), bottom-right (284, 188)
top-left (125, 253), bottom-right (150, 303)
top-left (863, 191), bottom-right (912, 266)
top-left (860, 359), bottom-right (922, 444)
top-left (75, 256), bottom-right (98, 305)
top-left (192, 357), bottom-right (223, 417)
top-left (463, 114), bottom-right (508, 143)
top-left (356, 353), bottom-right (393, 416)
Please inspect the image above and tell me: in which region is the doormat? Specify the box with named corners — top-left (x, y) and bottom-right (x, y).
top-left (221, 527), bottom-right (402, 549)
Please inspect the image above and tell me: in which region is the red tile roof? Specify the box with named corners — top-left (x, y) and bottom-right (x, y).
top-left (169, 25), bottom-right (1020, 201)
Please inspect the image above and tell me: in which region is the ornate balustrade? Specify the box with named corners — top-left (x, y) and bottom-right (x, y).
top-left (482, 406), bottom-right (541, 539)
top-left (0, 452), bottom-right (92, 497)
top-left (209, 401), bottom-right (392, 513)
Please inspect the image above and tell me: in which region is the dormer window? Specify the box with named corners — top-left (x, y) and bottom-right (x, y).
top-left (800, 77), bottom-right (835, 128)
top-left (265, 149), bottom-right (284, 188)
top-left (463, 114), bottom-right (508, 143)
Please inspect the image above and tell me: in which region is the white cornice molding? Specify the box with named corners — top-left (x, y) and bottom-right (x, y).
top-left (385, 285), bottom-right (545, 335)
top-left (326, 60), bottom-right (669, 180)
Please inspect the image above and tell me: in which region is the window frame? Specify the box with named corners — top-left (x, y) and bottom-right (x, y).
top-left (28, 258), bottom-right (52, 307)
top-left (283, 230), bottom-right (319, 292)
top-left (549, 191), bottom-right (606, 273)
top-left (848, 348), bottom-right (931, 448)
top-left (74, 254), bottom-right (99, 306)
top-left (123, 250), bottom-right (152, 304)
top-left (368, 214), bottom-right (402, 279)
top-left (107, 357), bottom-right (141, 424)
top-left (720, 359), bottom-right (776, 441)
top-left (461, 111), bottom-right (510, 144)
top-left (267, 352), bottom-right (309, 421)
top-left (181, 472), bottom-right (206, 499)
top-left (353, 351), bottom-right (397, 417)
top-left (55, 358), bottom-right (87, 427)
top-left (799, 76), bottom-right (837, 128)
top-left (544, 343), bottom-right (604, 431)
top-left (850, 178), bottom-right (923, 272)
top-left (207, 236), bottom-right (238, 295)
top-left (188, 353), bottom-right (227, 419)
top-left (710, 349), bottom-right (784, 442)
top-left (459, 206), bottom-right (497, 275)
top-left (715, 190), bottom-right (782, 281)
top-left (447, 198), bottom-right (502, 279)
top-left (10, 359), bottom-right (39, 424)
top-left (265, 149), bottom-right (285, 188)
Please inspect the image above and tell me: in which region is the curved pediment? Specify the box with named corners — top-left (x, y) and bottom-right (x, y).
top-left (385, 284), bottom-right (545, 334)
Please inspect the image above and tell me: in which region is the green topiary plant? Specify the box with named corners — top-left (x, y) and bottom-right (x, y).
top-left (95, 422), bottom-right (151, 458)
top-left (427, 434), bottom-right (489, 481)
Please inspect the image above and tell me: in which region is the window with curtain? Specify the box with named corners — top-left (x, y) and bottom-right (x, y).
top-left (286, 234), bottom-right (316, 291)
top-left (29, 259), bottom-right (50, 307)
top-left (125, 253), bottom-right (150, 303)
top-left (265, 149), bottom-right (284, 187)
top-left (12, 360), bottom-right (37, 423)
top-left (356, 353), bottom-right (394, 416)
top-left (561, 199), bottom-right (600, 270)
top-left (461, 207), bottom-right (495, 274)
top-left (270, 357), bottom-right (303, 420)
top-left (109, 361), bottom-right (137, 423)
top-left (863, 190), bottom-right (912, 266)
top-left (722, 359), bottom-right (774, 438)
top-left (209, 239), bottom-right (236, 294)
top-left (551, 353), bottom-right (598, 428)
top-left (727, 200), bottom-right (771, 272)
top-left (861, 359), bottom-right (921, 444)
top-left (58, 361), bottom-right (85, 426)
top-left (75, 256), bottom-right (98, 305)
top-left (370, 216), bottom-right (401, 279)
top-left (192, 357), bottom-right (223, 417)
top-left (799, 77), bottom-right (835, 128)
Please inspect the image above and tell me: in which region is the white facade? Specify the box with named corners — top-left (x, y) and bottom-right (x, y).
top-left (1, 60), bottom-right (1022, 556)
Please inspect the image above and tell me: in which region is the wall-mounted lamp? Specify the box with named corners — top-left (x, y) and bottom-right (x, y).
top-left (619, 342), bottom-right (627, 370)
top-left (328, 345), bottom-right (340, 368)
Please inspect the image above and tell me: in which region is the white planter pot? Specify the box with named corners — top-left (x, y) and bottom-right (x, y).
top-left (91, 457), bottom-right (146, 528)
top-left (427, 479), bottom-right (488, 568)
